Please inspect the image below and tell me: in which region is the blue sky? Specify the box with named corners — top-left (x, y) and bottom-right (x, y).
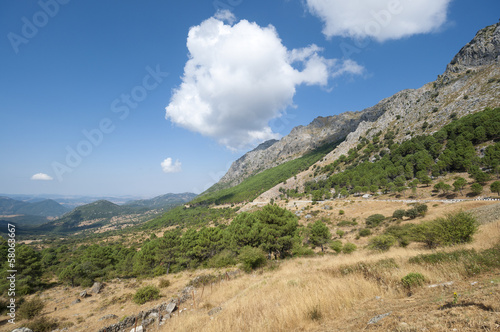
top-left (1, 0), bottom-right (499, 197)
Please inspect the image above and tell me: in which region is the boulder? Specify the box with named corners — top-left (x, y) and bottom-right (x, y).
top-left (130, 326), bottom-right (143, 332)
top-left (91, 282), bottom-right (104, 294)
top-left (165, 301), bottom-right (177, 314)
top-left (11, 328), bottom-right (33, 332)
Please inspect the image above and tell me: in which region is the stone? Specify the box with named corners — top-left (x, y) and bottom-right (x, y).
top-left (91, 282), bottom-right (104, 294)
top-left (367, 312), bottom-right (391, 324)
top-left (165, 301), bottom-right (177, 314)
top-left (71, 299), bottom-right (81, 305)
top-left (208, 306), bottom-right (223, 316)
top-left (99, 314), bottom-right (118, 321)
top-left (80, 290), bottom-right (87, 298)
top-left (129, 326), bottom-right (143, 332)
top-left (11, 328), bottom-right (33, 332)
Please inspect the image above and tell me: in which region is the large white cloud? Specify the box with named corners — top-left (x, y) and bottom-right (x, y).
top-left (165, 11), bottom-right (363, 150)
top-left (305, 0), bottom-right (452, 42)
top-left (31, 173), bottom-right (53, 181)
top-left (161, 158), bottom-right (182, 173)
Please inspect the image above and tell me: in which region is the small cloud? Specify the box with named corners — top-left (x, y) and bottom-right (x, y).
top-left (214, 9), bottom-right (236, 24)
top-left (31, 173), bottom-right (53, 181)
top-left (161, 158), bottom-right (182, 173)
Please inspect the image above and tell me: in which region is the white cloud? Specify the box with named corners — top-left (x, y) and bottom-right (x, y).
top-left (165, 11), bottom-right (363, 150)
top-left (161, 158), bottom-right (182, 173)
top-left (305, 0), bottom-right (452, 42)
top-left (31, 173), bottom-right (53, 181)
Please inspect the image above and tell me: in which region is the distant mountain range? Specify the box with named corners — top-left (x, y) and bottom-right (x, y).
top-left (0, 196), bottom-right (70, 218)
top-left (8, 192), bottom-right (197, 235)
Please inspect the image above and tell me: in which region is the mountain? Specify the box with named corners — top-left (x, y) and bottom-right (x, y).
top-left (33, 193), bottom-right (197, 234)
top-left (124, 192), bottom-right (197, 210)
top-left (211, 109), bottom-right (386, 192)
top-left (205, 22), bottom-right (500, 203)
top-left (0, 196), bottom-right (70, 217)
top-left (36, 200), bottom-right (132, 233)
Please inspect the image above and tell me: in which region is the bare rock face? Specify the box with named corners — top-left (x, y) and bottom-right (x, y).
top-left (446, 23), bottom-right (500, 74)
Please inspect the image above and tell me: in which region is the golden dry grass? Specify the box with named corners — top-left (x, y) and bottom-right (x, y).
top-left (2, 202), bottom-right (499, 332)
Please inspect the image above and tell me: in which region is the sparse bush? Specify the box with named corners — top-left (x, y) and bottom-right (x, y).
top-left (337, 220), bottom-right (357, 227)
top-left (336, 229), bottom-right (345, 238)
top-left (392, 209), bottom-right (405, 220)
top-left (401, 272), bottom-right (426, 289)
top-left (18, 297), bottom-right (44, 320)
top-left (133, 285), bottom-right (160, 305)
top-left (238, 246), bottom-right (267, 272)
top-left (368, 235), bottom-right (396, 251)
top-left (358, 228), bottom-right (371, 237)
top-left (307, 305), bottom-right (322, 321)
top-left (26, 316), bottom-right (59, 332)
top-left (158, 279), bottom-right (170, 288)
top-left (366, 214), bottom-right (385, 228)
top-left (342, 242), bottom-right (357, 254)
top-left (330, 240), bottom-right (343, 253)
top-left (404, 208), bottom-right (419, 219)
top-left (413, 211), bottom-right (478, 249)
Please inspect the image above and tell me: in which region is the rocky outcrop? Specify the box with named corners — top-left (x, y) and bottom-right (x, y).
top-left (446, 23), bottom-right (500, 74)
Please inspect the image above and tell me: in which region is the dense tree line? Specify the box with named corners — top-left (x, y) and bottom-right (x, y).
top-left (0, 205), bottom-right (304, 291)
top-left (304, 107), bottom-right (500, 198)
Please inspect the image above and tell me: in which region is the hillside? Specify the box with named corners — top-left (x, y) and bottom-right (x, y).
top-left (29, 193), bottom-right (197, 235)
top-left (124, 192), bottom-right (197, 211)
top-left (0, 196), bottom-right (69, 217)
top-left (252, 22), bottom-right (500, 202)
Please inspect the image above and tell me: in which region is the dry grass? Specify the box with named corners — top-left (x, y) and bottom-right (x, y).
top-left (2, 202), bottom-right (499, 332)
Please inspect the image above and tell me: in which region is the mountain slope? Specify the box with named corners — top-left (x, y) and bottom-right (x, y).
top-left (250, 22), bottom-right (500, 201)
top-left (209, 109), bottom-right (386, 192)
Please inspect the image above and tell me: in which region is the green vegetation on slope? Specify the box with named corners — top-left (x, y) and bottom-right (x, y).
top-left (192, 141), bottom-right (342, 205)
top-left (304, 107), bottom-right (500, 199)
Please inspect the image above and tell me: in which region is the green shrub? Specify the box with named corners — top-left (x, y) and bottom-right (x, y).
top-left (337, 219), bottom-right (357, 227)
top-left (330, 240), bottom-right (343, 253)
top-left (404, 208), bottom-right (419, 219)
top-left (336, 229), bottom-right (345, 238)
top-left (339, 210), bottom-right (345, 215)
top-left (358, 228), bottom-right (371, 237)
top-left (18, 297), bottom-right (45, 320)
top-left (392, 209), bottom-right (405, 219)
top-left (342, 242), bottom-right (357, 254)
top-left (207, 250), bottom-right (237, 268)
top-left (401, 272), bottom-right (426, 289)
top-left (133, 285), bottom-right (160, 305)
top-left (26, 317), bottom-right (59, 332)
top-left (366, 214), bottom-right (385, 228)
top-left (439, 211), bottom-right (478, 245)
top-left (413, 211), bottom-right (478, 249)
top-left (368, 235), bottom-right (396, 251)
top-left (238, 246), bottom-right (267, 272)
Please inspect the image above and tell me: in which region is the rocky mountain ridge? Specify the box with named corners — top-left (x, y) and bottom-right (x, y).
top-left (214, 108), bottom-right (386, 190)
top-left (250, 22), bottom-right (500, 201)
